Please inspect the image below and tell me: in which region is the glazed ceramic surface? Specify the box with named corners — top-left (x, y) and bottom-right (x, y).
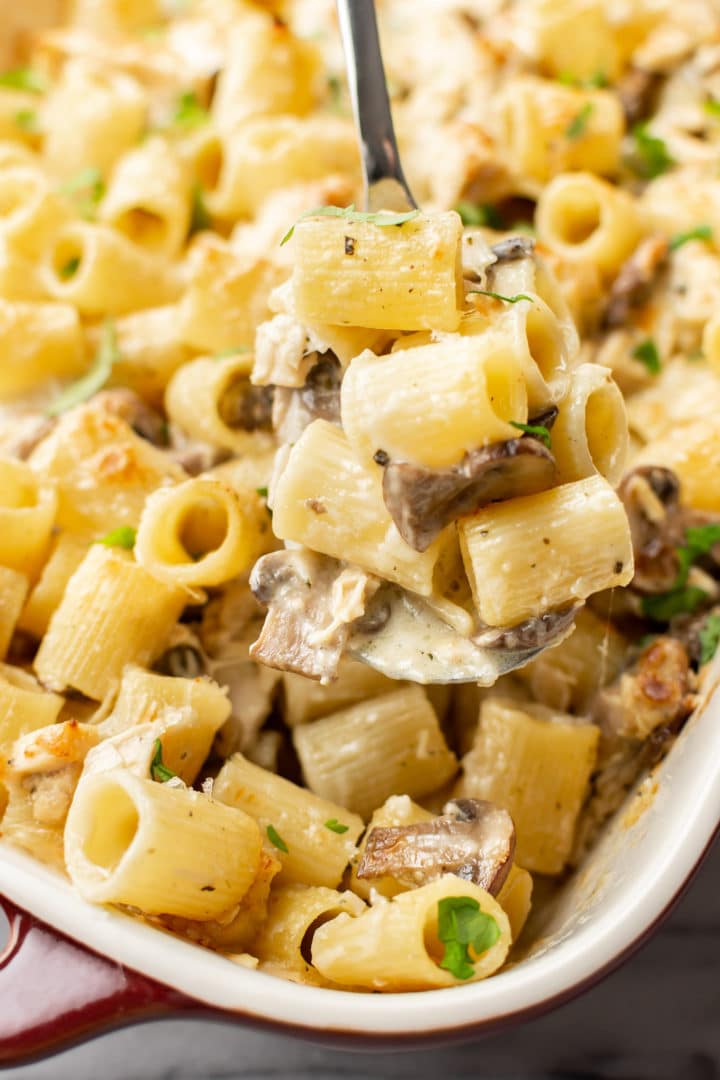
top-left (1, 662), bottom-right (719, 1043)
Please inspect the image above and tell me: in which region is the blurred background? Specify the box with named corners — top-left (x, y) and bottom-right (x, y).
top-left (2, 838), bottom-right (718, 1080)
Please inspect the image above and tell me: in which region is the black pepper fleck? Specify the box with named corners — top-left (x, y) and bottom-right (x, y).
top-left (344, 235), bottom-right (356, 255)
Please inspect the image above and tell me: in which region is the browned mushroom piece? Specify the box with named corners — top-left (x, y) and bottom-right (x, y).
top-left (616, 67), bottom-right (663, 126)
top-left (381, 437), bottom-right (558, 552)
top-left (473, 603), bottom-right (579, 652)
top-left (94, 388), bottom-right (169, 446)
top-left (357, 798), bottom-right (516, 895)
top-left (272, 355), bottom-right (342, 443)
top-left (218, 380), bottom-right (274, 432)
top-left (490, 236), bottom-right (535, 262)
top-left (603, 234), bottom-right (668, 330)
top-left (249, 548), bottom-right (379, 681)
top-left (618, 465), bottom-right (720, 594)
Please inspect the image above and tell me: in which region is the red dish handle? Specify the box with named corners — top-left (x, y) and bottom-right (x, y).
top-left (0, 895), bottom-right (213, 1064)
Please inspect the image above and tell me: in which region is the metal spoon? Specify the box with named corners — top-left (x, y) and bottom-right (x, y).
top-left (335, 0), bottom-right (577, 682)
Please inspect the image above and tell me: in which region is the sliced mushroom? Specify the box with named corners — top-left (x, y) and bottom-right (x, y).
top-left (473, 604), bottom-right (579, 652)
top-left (619, 465), bottom-right (720, 594)
top-left (490, 236), bottom-right (535, 262)
top-left (249, 549), bottom-right (379, 681)
top-left (155, 642), bottom-right (206, 679)
top-left (382, 437), bottom-right (557, 552)
top-left (356, 797), bottom-right (515, 895)
top-left (272, 355), bottom-right (342, 444)
top-left (616, 67), bottom-right (663, 126)
top-left (603, 235), bottom-right (668, 330)
top-left (94, 389), bottom-right (169, 446)
top-left (218, 380), bottom-right (274, 432)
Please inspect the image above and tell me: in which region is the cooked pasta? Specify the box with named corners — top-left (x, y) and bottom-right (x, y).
top-left (0, 0), bottom-right (713, 998)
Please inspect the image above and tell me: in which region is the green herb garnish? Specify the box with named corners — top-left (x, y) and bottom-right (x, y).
top-left (558, 70), bottom-right (608, 89)
top-left (668, 224), bottom-right (713, 252)
top-left (455, 201), bottom-right (504, 229)
top-left (565, 101), bottom-right (594, 140)
top-left (58, 167), bottom-right (105, 219)
top-left (256, 486), bottom-right (269, 499)
top-left (699, 614), bottom-right (720, 665)
top-left (47, 319), bottom-right (119, 417)
top-left (150, 738), bottom-right (176, 783)
top-left (266, 824), bottom-right (288, 853)
top-left (58, 256), bottom-right (81, 280)
top-left (628, 123), bottom-right (674, 179)
top-left (437, 896), bottom-right (501, 980)
top-left (641, 523), bottom-right (720, 622)
top-left (704, 98), bottom-right (720, 118)
top-left (469, 290), bottom-right (533, 305)
top-left (0, 68), bottom-right (46, 93)
top-left (171, 90), bottom-right (209, 129)
top-left (96, 526), bottom-right (137, 550)
top-left (189, 181), bottom-right (211, 236)
top-left (280, 204), bottom-right (420, 245)
top-left (14, 109), bottom-right (37, 133)
top-left (632, 339), bottom-right (661, 375)
top-left (324, 818), bottom-right (349, 834)
top-left (510, 421), bottom-right (552, 448)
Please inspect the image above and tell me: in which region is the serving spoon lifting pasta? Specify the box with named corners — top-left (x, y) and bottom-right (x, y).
top-left (333, 0), bottom-right (578, 683)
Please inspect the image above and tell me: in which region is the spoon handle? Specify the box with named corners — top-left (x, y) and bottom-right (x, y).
top-left (336, 0), bottom-right (417, 212)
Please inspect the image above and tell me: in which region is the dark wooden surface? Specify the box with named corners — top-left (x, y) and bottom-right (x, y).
top-left (3, 838), bottom-right (718, 1080)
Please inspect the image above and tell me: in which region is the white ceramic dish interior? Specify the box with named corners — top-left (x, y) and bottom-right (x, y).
top-left (1, 660), bottom-right (719, 1039)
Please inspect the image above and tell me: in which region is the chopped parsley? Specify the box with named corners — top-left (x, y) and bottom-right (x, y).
top-left (14, 109), bottom-right (37, 133)
top-left (641, 523), bottom-right (720, 622)
top-left (565, 101), bottom-right (594, 140)
top-left (266, 824), bottom-right (288, 853)
top-left (47, 319), bottom-right (119, 416)
top-left (327, 74), bottom-right (347, 114)
top-left (58, 167), bottom-right (105, 219)
top-left (189, 182), bottom-right (211, 236)
top-left (437, 896), bottom-right (501, 980)
top-left (668, 224), bottom-right (713, 252)
top-left (150, 738), bottom-right (176, 783)
top-left (280, 204), bottom-right (420, 245)
top-left (455, 201), bottom-right (504, 229)
top-left (699, 614), bottom-right (720, 665)
top-left (59, 256), bottom-right (81, 280)
top-left (509, 421), bottom-right (552, 449)
top-left (632, 339), bottom-right (661, 375)
top-left (704, 98), bottom-right (720, 118)
top-left (171, 90), bottom-right (209, 129)
top-left (469, 290), bottom-right (533, 305)
top-left (0, 67), bottom-right (46, 93)
top-left (558, 70), bottom-right (608, 89)
top-left (96, 526), bottom-right (137, 550)
top-left (627, 124), bottom-right (674, 180)
top-left (324, 818), bottom-right (349, 834)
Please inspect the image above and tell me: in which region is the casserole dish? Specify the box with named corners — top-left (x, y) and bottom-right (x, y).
top-left (1, 660), bottom-right (718, 1061)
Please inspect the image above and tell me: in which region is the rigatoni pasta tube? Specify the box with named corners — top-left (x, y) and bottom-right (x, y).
top-left (165, 353), bottom-right (274, 455)
top-left (459, 475), bottom-right (633, 627)
top-left (64, 769), bottom-right (262, 919)
top-left (456, 698), bottom-right (599, 874)
top-left (551, 364), bottom-right (628, 485)
top-left (254, 885), bottom-right (365, 987)
top-left (272, 420), bottom-right (452, 596)
top-left (213, 753), bottom-right (364, 889)
top-left (632, 420), bottom-right (720, 513)
top-left (527, 0), bottom-right (620, 82)
top-left (496, 865), bottom-right (533, 942)
top-left (41, 222), bottom-right (182, 316)
top-left (205, 115), bottom-right (358, 220)
top-left (42, 59), bottom-right (147, 180)
top-left (536, 173), bottom-right (641, 276)
top-left (492, 296), bottom-right (573, 412)
top-left (292, 686), bottom-right (457, 821)
top-left (312, 875), bottom-right (511, 991)
top-left (135, 478), bottom-right (263, 588)
top-left (290, 211), bottom-right (462, 332)
top-left (91, 304), bottom-right (192, 408)
top-left (0, 300), bottom-right (85, 400)
top-left (341, 338), bottom-right (527, 469)
top-left (0, 166), bottom-right (70, 258)
top-left (281, 659), bottom-right (395, 728)
top-left (19, 532), bottom-right (89, 639)
top-left (0, 567), bottom-right (28, 658)
top-left (0, 458), bottom-right (57, 577)
top-left (34, 545), bottom-right (187, 699)
top-left (99, 136), bottom-right (191, 258)
top-left (0, 664), bottom-right (64, 754)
